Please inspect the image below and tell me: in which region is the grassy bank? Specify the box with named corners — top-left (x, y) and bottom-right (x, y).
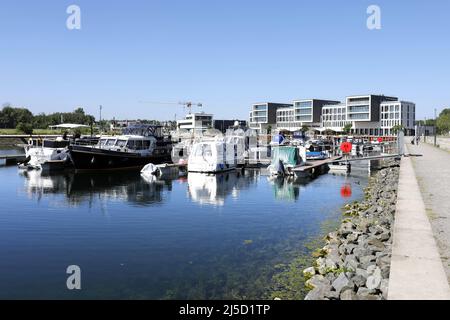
top-left (0, 128), bottom-right (59, 135)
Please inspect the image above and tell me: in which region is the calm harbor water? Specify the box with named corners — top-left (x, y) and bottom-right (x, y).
top-left (0, 148), bottom-right (369, 299)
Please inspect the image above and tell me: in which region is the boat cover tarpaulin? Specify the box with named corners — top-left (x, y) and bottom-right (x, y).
top-left (271, 146), bottom-right (299, 166)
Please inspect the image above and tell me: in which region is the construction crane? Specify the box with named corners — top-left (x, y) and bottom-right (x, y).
top-left (138, 100), bottom-right (203, 115)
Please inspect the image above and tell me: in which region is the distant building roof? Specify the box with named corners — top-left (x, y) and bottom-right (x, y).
top-left (49, 124), bottom-right (90, 129)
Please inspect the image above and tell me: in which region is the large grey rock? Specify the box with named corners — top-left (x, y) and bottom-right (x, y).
top-left (352, 275), bottom-right (367, 287)
top-left (356, 294), bottom-right (381, 300)
top-left (346, 232), bottom-right (360, 243)
top-left (378, 232), bottom-right (391, 242)
top-left (339, 222), bottom-right (354, 236)
top-left (344, 244), bottom-right (358, 255)
top-left (368, 238), bottom-right (386, 251)
top-left (356, 219), bottom-right (370, 233)
top-left (306, 275), bottom-right (330, 289)
top-left (325, 290), bottom-right (340, 300)
top-left (340, 289), bottom-right (355, 300)
top-left (303, 267), bottom-right (316, 279)
top-left (344, 255), bottom-right (358, 271)
top-left (356, 287), bottom-right (376, 296)
top-left (380, 279), bottom-right (389, 300)
top-left (316, 258), bottom-right (337, 275)
top-left (376, 255), bottom-right (391, 269)
top-left (304, 284), bottom-right (332, 300)
top-left (366, 266), bottom-right (382, 290)
top-left (353, 246), bottom-right (371, 257)
top-left (380, 265), bottom-right (390, 279)
top-left (359, 255), bottom-right (376, 268)
top-left (355, 268), bottom-right (368, 279)
top-left (327, 250), bottom-right (343, 266)
top-left (332, 273), bottom-right (350, 294)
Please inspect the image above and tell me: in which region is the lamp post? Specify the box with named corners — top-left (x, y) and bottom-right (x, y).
top-left (99, 105), bottom-right (103, 132)
top-left (434, 108), bottom-right (437, 147)
top-left (424, 117), bottom-right (427, 143)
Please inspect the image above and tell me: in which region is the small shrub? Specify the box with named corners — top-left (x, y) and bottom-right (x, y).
top-left (16, 122), bottom-right (33, 134)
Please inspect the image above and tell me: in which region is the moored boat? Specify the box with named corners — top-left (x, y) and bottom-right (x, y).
top-left (68, 125), bottom-right (172, 170)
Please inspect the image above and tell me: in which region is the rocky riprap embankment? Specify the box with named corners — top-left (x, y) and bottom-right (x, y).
top-left (303, 160), bottom-right (400, 300)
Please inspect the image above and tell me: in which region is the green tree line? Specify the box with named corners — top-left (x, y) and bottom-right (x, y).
top-left (436, 108), bottom-right (450, 135)
top-left (0, 104), bottom-right (95, 134)
top-left (416, 109), bottom-right (450, 135)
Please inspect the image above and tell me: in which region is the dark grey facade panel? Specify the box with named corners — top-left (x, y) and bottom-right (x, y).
top-left (311, 99), bottom-right (341, 122)
top-left (370, 95), bottom-right (398, 122)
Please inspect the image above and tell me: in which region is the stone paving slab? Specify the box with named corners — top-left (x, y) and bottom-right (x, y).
top-left (388, 149), bottom-right (450, 300)
top-left (408, 142), bottom-right (450, 281)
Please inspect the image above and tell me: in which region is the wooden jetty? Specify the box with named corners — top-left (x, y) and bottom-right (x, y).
top-left (292, 156), bottom-right (342, 177)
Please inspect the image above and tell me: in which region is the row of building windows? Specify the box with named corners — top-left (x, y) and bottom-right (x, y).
top-left (348, 97), bottom-right (370, 104)
top-left (381, 120), bottom-right (401, 127)
top-left (381, 112), bottom-right (400, 120)
top-left (348, 113), bottom-right (370, 120)
top-left (295, 101), bottom-right (313, 109)
top-left (322, 121), bottom-right (351, 128)
top-left (277, 117), bottom-right (295, 122)
top-left (296, 115), bottom-right (311, 121)
top-left (253, 104), bottom-right (267, 111)
top-left (381, 105), bottom-right (400, 112)
top-left (323, 115), bottom-right (347, 121)
top-left (348, 105), bottom-right (370, 113)
top-left (381, 104), bottom-right (415, 113)
top-left (322, 108), bottom-right (346, 115)
top-left (249, 117), bottom-right (267, 123)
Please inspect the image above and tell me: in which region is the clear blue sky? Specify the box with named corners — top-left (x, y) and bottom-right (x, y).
top-left (1, 0), bottom-right (449, 121)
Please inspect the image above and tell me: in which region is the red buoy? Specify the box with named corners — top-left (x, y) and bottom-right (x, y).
top-left (340, 142), bottom-right (352, 154)
top-left (340, 184), bottom-right (352, 198)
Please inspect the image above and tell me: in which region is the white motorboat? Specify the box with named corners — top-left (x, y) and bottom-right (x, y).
top-left (22, 137), bottom-right (71, 170)
top-left (187, 130), bottom-right (246, 173)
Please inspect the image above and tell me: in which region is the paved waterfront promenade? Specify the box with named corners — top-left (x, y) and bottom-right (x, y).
top-left (388, 143), bottom-right (450, 299)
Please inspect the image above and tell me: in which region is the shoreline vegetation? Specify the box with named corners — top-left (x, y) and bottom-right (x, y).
top-left (270, 159), bottom-right (400, 300)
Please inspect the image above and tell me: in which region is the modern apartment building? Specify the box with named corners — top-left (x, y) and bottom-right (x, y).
top-left (176, 112), bottom-right (213, 133)
top-left (249, 102), bottom-right (293, 132)
top-left (346, 94), bottom-right (398, 135)
top-left (321, 103), bottom-right (351, 132)
top-left (250, 94), bottom-right (417, 136)
top-left (380, 101), bottom-right (416, 136)
top-left (275, 99), bottom-right (340, 131)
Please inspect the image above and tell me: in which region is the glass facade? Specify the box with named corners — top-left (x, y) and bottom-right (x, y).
top-left (348, 113), bottom-right (370, 120)
top-left (253, 104), bottom-right (267, 111)
top-left (348, 105), bottom-right (369, 113)
top-left (295, 101), bottom-right (313, 109)
top-left (296, 115), bottom-right (312, 122)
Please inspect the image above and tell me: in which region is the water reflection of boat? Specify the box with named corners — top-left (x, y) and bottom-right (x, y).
top-left (187, 172), bottom-right (253, 206)
top-left (267, 175), bottom-right (310, 201)
top-left (21, 170), bottom-right (172, 206)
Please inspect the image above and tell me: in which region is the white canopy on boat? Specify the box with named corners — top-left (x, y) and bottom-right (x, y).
top-left (49, 124), bottom-right (90, 129)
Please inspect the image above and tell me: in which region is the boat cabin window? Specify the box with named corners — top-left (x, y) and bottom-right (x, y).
top-left (43, 140), bottom-right (70, 148)
top-left (99, 139), bottom-right (107, 146)
top-left (116, 140), bottom-right (127, 148)
top-left (126, 140), bottom-right (135, 149)
top-left (106, 139), bottom-right (116, 146)
top-left (143, 140), bottom-right (150, 149)
top-left (194, 144), bottom-right (212, 157)
top-left (134, 140), bottom-right (143, 150)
